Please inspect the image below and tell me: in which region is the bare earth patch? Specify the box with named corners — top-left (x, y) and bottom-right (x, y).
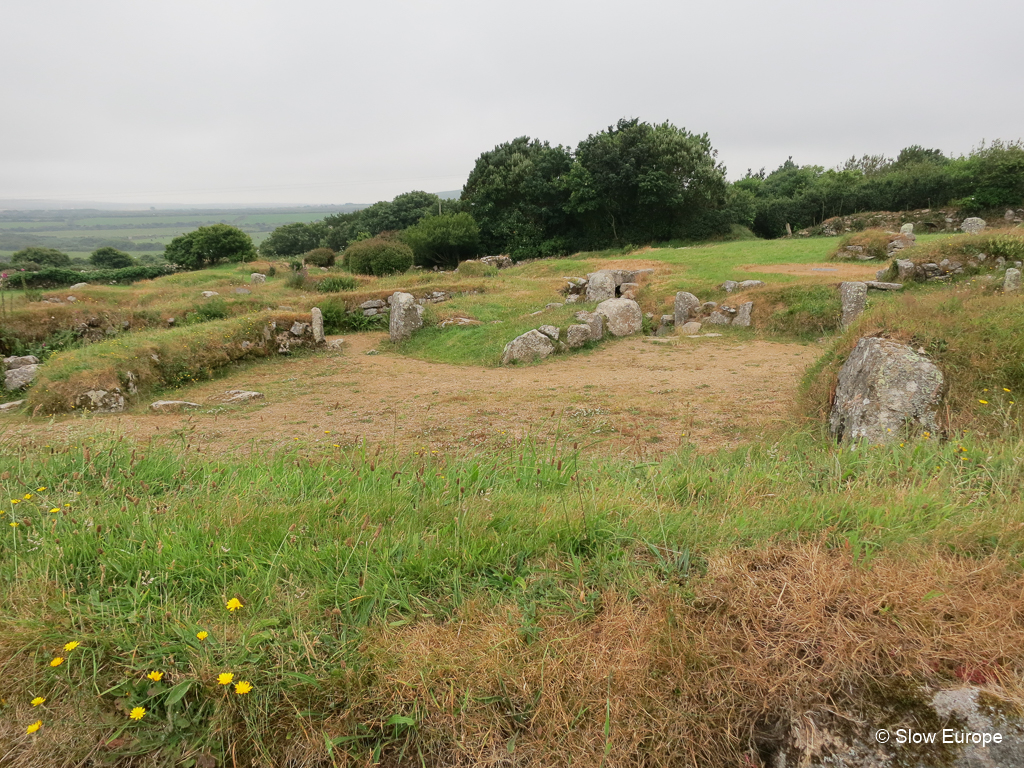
top-left (740, 261), bottom-right (882, 280)
top-left (11, 332), bottom-right (820, 459)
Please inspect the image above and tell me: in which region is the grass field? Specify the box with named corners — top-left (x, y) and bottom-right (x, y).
top-left (2, 229), bottom-right (1024, 766)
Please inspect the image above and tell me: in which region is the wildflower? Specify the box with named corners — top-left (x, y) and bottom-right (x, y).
top-left (36, 487), bottom-right (46, 492)
top-left (147, 671), bottom-right (163, 682)
top-left (27, 720), bottom-right (42, 734)
top-left (1005, 388), bottom-right (1012, 392)
top-left (50, 657), bottom-right (64, 667)
top-left (196, 631), bottom-right (209, 641)
top-left (217, 672), bottom-right (234, 685)
top-left (63, 641), bottom-right (80, 652)
top-left (23, 494), bottom-right (31, 500)
top-left (234, 680), bottom-right (252, 695)
top-left (31, 697), bottom-right (45, 706)
top-left (10, 522), bottom-right (18, 527)
top-left (49, 508), bottom-right (60, 514)
top-left (226, 598), bottom-right (243, 612)
top-left (10, 499), bottom-right (19, 505)
top-left (979, 400), bottom-right (988, 404)
top-left (129, 707), bottom-right (146, 720)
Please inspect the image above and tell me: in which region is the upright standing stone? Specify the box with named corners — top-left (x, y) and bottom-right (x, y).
top-left (250, 273), bottom-right (267, 284)
top-left (900, 223), bottom-right (914, 235)
top-left (1004, 268), bottom-right (1021, 292)
top-left (732, 302), bottom-right (753, 327)
top-left (311, 307), bottom-right (325, 343)
top-left (829, 338), bottom-right (944, 444)
top-left (961, 217), bottom-right (986, 235)
top-left (389, 292), bottom-right (423, 342)
top-left (585, 271), bottom-right (616, 302)
top-left (839, 282), bottom-right (867, 328)
top-left (594, 298), bottom-right (642, 337)
top-left (896, 259), bottom-right (916, 281)
top-left (673, 292), bottom-right (701, 326)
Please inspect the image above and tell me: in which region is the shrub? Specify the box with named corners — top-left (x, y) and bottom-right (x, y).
top-left (344, 236), bottom-right (414, 276)
top-left (401, 213), bottom-right (480, 268)
top-left (316, 275), bottom-right (357, 293)
top-left (189, 298), bottom-right (230, 323)
top-left (303, 248), bottom-right (336, 268)
top-left (285, 270), bottom-right (307, 290)
top-left (89, 247), bottom-right (137, 269)
top-left (267, 266), bottom-right (277, 277)
top-left (15, 265), bottom-right (174, 288)
top-left (318, 299), bottom-right (388, 333)
top-left (11, 247), bottom-right (71, 268)
top-left (164, 224), bottom-right (256, 269)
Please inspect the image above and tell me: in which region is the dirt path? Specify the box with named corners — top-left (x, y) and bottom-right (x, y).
top-left (11, 333), bottom-right (822, 459)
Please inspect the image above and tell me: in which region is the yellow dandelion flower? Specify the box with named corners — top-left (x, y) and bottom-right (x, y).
top-left (50, 657), bottom-right (64, 667)
top-left (226, 598), bottom-right (243, 612)
top-left (196, 631), bottom-right (209, 641)
top-left (49, 508), bottom-right (60, 514)
top-left (10, 522), bottom-right (18, 527)
top-left (234, 680), bottom-right (253, 695)
top-left (147, 671), bottom-right (163, 682)
top-left (27, 720), bottom-right (42, 734)
top-left (217, 672), bottom-right (234, 685)
top-left (31, 697), bottom-right (45, 706)
top-left (1005, 388), bottom-right (1012, 392)
top-left (10, 499), bottom-right (19, 505)
top-left (979, 399), bottom-right (988, 404)
top-left (63, 641), bottom-right (80, 652)
top-left (36, 487), bottom-right (46, 492)
top-left (23, 494), bottom-right (31, 500)
top-left (129, 707), bottom-right (146, 720)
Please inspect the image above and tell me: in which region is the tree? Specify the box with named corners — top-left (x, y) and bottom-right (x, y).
top-left (259, 222), bottom-right (324, 258)
top-left (164, 224), bottom-right (256, 269)
top-left (89, 246), bottom-right (137, 269)
top-left (401, 213), bottom-right (480, 268)
top-left (11, 247), bottom-right (71, 269)
top-left (462, 137), bottom-right (574, 258)
top-left (564, 119), bottom-right (729, 246)
top-left (321, 191), bottom-right (441, 252)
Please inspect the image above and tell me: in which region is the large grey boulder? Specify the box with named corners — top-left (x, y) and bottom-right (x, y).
top-left (839, 282), bottom-right (867, 327)
top-left (574, 311), bottom-right (604, 341)
top-left (899, 222), bottom-right (914, 234)
top-left (673, 292), bottom-right (701, 326)
top-left (0, 400), bottom-right (25, 413)
top-left (961, 216), bottom-right (986, 234)
top-left (1004, 268), bottom-right (1021, 292)
top-left (389, 292), bottom-right (423, 342)
top-left (828, 337), bottom-right (943, 444)
top-left (705, 311), bottom-right (731, 325)
top-left (4, 355), bottom-right (39, 370)
top-left (721, 280), bottom-right (739, 293)
top-left (737, 280), bottom-right (765, 290)
top-left (896, 259), bottom-right (916, 281)
top-left (75, 388), bottom-right (125, 413)
top-left (250, 273), bottom-right (267, 284)
top-left (732, 302), bottom-right (753, 327)
top-left (501, 329), bottom-right (556, 364)
top-left (585, 271), bottom-right (616, 302)
top-left (5, 364), bottom-right (39, 391)
top-left (679, 321), bottom-right (702, 335)
top-left (566, 324), bottom-right (591, 348)
top-left (537, 325), bottom-right (559, 340)
top-left (311, 307), bottom-right (325, 343)
top-left (594, 298), bottom-right (642, 337)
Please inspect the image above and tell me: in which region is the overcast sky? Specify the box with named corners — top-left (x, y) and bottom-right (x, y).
top-left (3, 0), bottom-right (1021, 207)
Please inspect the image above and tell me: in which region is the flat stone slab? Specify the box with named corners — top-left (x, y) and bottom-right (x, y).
top-left (223, 390), bottom-right (264, 404)
top-left (0, 400), bottom-right (25, 413)
top-left (150, 400), bottom-right (201, 412)
top-left (865, 281), bottom-right (903, 291)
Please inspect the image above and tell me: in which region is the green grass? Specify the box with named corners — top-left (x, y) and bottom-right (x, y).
top-left (1, 428), bottom-right (1022, 765)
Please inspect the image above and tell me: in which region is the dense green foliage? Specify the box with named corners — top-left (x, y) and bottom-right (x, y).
top-left (322, 191), bottom-right (448, 251)
top-left (164, 224), bottom-right (257, 269)
top-left (315, 274), bottom-right (357, 292)
top-left (401, 212), bottom-right (480, 268)
top-left (742, 140), bottom-right (1024, 238)
top-left (88, 246), bottom-right (137, 269)
top-left (302, 247), bottom-right (336, 267)
top-left (11, 246), bottom-right (71, 269)
top-left (12, 264), bottom-right (175, 288)
top-left (258, 221), bottom-right (325, 257)
top-left (344, 235), bottom-right (414, 276)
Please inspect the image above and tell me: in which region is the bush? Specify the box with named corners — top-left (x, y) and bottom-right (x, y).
top-left (456, 260), bottom-right (497, 277)
top-left (344, 236), bottom-right (414, 276)
top-left (315, 275), bottom-right (357, 293)
top-left (164, 224), bottom-right (256, 269)
top-left (267, 266), bottom-right (277, 277)
top-left (831, 230), bottom-right (893, 261)
top-left (89, 247), bottom-right (137, 269)
top-left (14, 265), bottom-right (175, 288)
top-left (189, 298), bottom-right (230, 323)
top-left (303, 248), bottom-right (336, 267)
top-left (401, 213), bottom-right (480, 268)
top-left (318, 299), bottom-right (388, 333)
top-left (285, 270), bottom-right (307, 290)
top-left (11, 247), bottom-right (71, 268)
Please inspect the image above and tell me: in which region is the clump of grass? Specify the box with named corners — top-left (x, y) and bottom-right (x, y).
top-left (314, 274), bottom-right (357, 293)
top-left (25, 313), bottom-right (277, 414)
top-left (800, 285), bottom-right (1024, 434)
top-left (831, 230), bottom-right (896, 260)
top-left (752, 284), bottom-right (842, 339)
top-left (905, 231), bottom-right (1024, 264)
top-left (456, 260), bottom-right (498, 277)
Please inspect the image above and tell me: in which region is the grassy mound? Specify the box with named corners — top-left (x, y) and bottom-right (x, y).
top-left (25, 314), bottom-right (279, 414)
top-left (801, 285), bottom-right (1024, 434)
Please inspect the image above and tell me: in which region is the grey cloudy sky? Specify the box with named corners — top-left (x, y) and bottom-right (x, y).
top-left (3, 0), bottom-right (1022, 206)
